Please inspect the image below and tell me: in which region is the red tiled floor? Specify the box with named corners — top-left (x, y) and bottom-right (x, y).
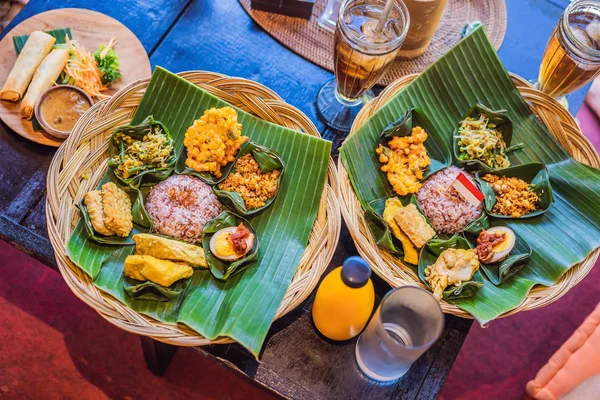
top-left (438, 103), bottom-right (600, 400)
top-left (0, 239), bottom-right (274, 400)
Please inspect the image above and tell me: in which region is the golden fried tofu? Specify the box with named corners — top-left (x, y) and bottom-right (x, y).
top-left (101, 182), bottom-right (133, 237)
top-left (124, 255), bottom-right (193, 287)
top-left (83, 190), bottom-right (115, 236)
top-left (383, 198), bottom-right (418, 264)
top-left (133, 233), bottom-right (207, 268)
top-left (394, 203), bottom-right (436, 249)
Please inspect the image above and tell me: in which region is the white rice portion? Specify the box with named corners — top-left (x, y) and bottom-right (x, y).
top-left (416, 166), bottom-right (483, 234)
top-left (145, 175), bottom-right (222, 243)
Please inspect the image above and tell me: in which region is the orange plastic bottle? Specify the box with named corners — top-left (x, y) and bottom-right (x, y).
top-left (312, 256), bottom-right (375, 341)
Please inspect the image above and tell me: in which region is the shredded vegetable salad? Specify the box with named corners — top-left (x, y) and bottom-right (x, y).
top-left (455, 113), bottom-right (521, 169)
top-left (112, 126), bottom-right (174, 180)
top-left (60, 36), bottom-right (120, 100)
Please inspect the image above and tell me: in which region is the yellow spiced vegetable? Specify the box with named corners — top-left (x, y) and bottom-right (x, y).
top-left (184, 107), bottom-right (248, 178)
top-left (376, 126), bottom-right (431, 196)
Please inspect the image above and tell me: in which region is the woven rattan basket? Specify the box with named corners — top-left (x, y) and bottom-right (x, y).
top-left (46, 71), bottom-right (341, 346)
top-left (338, 73), bottom-right (600, 319)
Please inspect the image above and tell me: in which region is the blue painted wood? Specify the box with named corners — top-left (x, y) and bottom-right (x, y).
top-left (150, 0), bottom-right (332, 132)
top-left (0, 0), bottom-right (191, 53)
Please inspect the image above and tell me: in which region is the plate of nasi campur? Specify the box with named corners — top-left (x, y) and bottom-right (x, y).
top-left (0, 8), bottom-right (151, 146)
top-left (339, 26), bottom-right (600, 325)
top-left (56, 67), bottom-right (336, 357)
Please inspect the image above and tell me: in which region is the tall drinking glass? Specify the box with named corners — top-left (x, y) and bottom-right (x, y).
top-left (538, 0), bottom-right (600, 98)
top-left (316, 0), bottom-right (409, 132)
top-left (355, 286), bottom-right (444, 381)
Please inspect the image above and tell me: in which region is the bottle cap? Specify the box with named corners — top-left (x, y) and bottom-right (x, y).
top-left (341, 256), bottom-right (372, 288)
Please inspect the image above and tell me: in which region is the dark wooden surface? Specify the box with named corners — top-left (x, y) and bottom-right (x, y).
top-left (0, 0), bottom-right (590, 399)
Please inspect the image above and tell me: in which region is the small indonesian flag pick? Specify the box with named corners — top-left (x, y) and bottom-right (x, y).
top-left (452, 172), bottom-right (485, 207)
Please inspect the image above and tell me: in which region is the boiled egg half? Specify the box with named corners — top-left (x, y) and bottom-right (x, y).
top-left (209, 225), bottom-right (255, 262)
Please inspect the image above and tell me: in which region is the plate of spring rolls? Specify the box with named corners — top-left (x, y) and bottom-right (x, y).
top-left (0, 8), bottom-right (151, 146)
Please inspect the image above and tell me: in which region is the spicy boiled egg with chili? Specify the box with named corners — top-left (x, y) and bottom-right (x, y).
top-left (475, 226), bottom-right (516, 264)
top-left (209, 224), bottom-right (255, 262)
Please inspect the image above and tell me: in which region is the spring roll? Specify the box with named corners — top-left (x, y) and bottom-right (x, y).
top-left (0, 31), bottom-right (56, 102)
top-left (20, 48), bottom-right (69, 120)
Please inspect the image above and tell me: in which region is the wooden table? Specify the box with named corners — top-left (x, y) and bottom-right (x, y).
top-left (0, 0), bottom-right (588, 398)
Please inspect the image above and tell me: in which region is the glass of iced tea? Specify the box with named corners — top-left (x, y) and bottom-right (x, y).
top-left (538, 0), bottom-right (600, 98)
top-left (316, 0), bottom-right (409, 132)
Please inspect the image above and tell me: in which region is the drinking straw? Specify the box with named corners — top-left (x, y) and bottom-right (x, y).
top-left (375, 0), bottom-right (395, 34)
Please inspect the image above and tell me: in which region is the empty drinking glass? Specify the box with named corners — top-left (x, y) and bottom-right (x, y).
top-left (355, 286), bottom-right (444, 381)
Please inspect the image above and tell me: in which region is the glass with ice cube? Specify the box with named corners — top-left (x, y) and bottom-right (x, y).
top-left (315, 0), bottom-right (409, 132)
top-left (355, 287), bottom-right (444, 381)
top-left (538, 0), bottom-right (600, 97)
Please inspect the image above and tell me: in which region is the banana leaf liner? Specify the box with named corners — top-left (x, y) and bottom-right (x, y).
top-left (475, 162), bottom-right (553, 219)
top-left (123, 276), bottom-right (192, 302)
top-left (107, 116), bottom-right (177, 188)
top-left (418, 235), bottom-right (484, 300)
top-left (463, 225), bottom-right (532, 285)
top-left (365, 194), bottom-right (436, 265)
top-left (202, 211), bottom-right (259, 281)
top-left (339, 27), bottom-right (600, 325)
top-left (78, 184), bottom-right (153, 245)
top-left (378, 108), bottom-right (451, 184)
top-left (453, 104), bottom-right (521, 171)
top-left (213, 142), bottom-right (285, 217)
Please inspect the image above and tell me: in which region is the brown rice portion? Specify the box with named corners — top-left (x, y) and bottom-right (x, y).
top-left (416, 166), bottom-right (483, 234)
top-left (145, 175), bottom-right (222, 243)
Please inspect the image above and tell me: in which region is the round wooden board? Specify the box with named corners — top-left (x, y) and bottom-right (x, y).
top-left (0, 8), bottom-right (151, 147)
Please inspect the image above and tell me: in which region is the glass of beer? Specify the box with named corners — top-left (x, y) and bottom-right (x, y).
top-left (316, 0), bottom-right (409, 132)
top-left (355, 287), bottom-right (444, 381)
top-left (538, 0), bottom-right (600, 98)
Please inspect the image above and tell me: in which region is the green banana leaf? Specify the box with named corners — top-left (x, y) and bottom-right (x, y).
top-left (339, 26), bottom-right (600, 325)
top-left (77, 184), bottom-right (152, 246)
top-left (202, 211), bottom-right (259, 280)
top-left (475, 163), bottom-right (554, 219)
top-left (213, 142), bottom-right (285, 217)
top-left (453, 104), bottom-right (521, 171)
top-left (107, 116), bottom-right (177, 188)
top-left (378, 108), bottom-right (451, 185)
top-left (418, 236), bottom-right (484, 300)
top-left (124, 276), bottom-right (191, 302)
top-left (365, 194), bottom-right (436, 264)
top-left (13, 28), bottom-right (72, 54)
top-left (67, 66), bottom-right (331, 357)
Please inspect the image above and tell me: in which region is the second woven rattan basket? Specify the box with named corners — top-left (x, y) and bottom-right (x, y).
top-left (337, 73), bottom-right (600, 320)
top-left (46, 71), bottom-right (341, 346)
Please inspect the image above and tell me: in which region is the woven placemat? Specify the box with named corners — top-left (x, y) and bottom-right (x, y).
top-left (239, 0), bottom-right (507, 86)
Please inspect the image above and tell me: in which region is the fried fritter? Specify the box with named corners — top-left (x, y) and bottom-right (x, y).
top-left (101, 182), bottom-right (133, 237)
top-left (393, 203), bottom-right (436, 249)
top-left (382, 198), bottom-right (418, 264)
top-left (83, 190), bottom-right (115, 236)
top-left (133, 233), bottom-right (207, 268)
top-left (124, 255), bottom-right (193, 287)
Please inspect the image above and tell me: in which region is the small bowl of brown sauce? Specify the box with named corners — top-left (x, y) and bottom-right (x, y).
top-left (35, 85), bottom-right (92, 139)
